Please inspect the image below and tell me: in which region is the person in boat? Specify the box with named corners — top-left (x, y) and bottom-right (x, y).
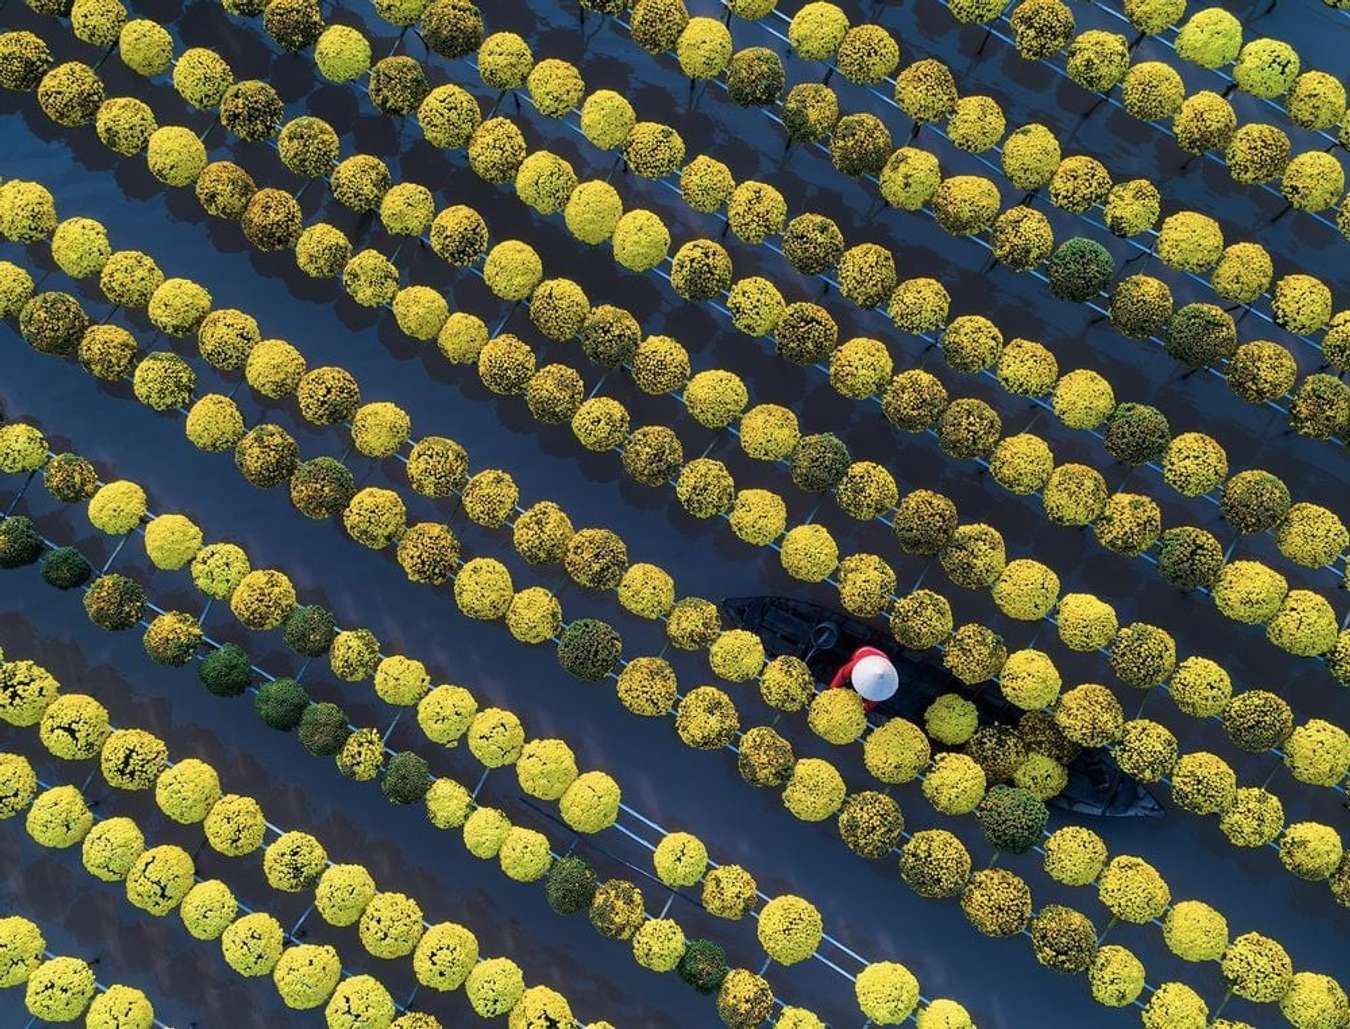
top-left (828, 645), bottom-right (898, 712)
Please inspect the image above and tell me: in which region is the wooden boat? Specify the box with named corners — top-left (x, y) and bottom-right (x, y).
top-left (721, 595), bottom-right (1164, 819)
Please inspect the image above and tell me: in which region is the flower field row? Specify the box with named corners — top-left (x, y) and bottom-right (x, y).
top-left (0, 907), bottom-right (166, 1020)
top-left (799, 0), bottom-right (1350, 232)
top-left (570, 0), bottom-right (1350, 434)
top-left (0, 913), bottom-right (168, 1026)
top-left (0, 636), bottom-right (615, 1026)
top-left (3, 767), bottom-right (531, 1026)
top-left (743, 0), bottom-right (1349, 254)
top-left (941, 0), bottom-right (1348, 142)
top-left (721, 0), bottom-right (1349, 156)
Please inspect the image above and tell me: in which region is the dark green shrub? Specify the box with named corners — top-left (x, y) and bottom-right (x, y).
top-left (254, 676), bottom-right (308, 730)
top-left (0, 516), bottom-right (43, 569)
top-left (381, 751), bottom-right (432, 803)
top-left (298, 702), bottom-right (351, 756)
top-left (975, 785), bottom-right (1048, 853)
top-left (39, 546), bottom-right (91, 589)
top-left (283, 604), bottom-right (337, 657)
top-left (199, 644), bottom-right (251, 697)
top-left (1046, 238), bottom-right (1114, 303)
top-left (677, 939), bottom-right (729, 993)
top-left (1103, 403), bottom-right (1170, 465)
top-left (557, 619), bottom-right (622, 681)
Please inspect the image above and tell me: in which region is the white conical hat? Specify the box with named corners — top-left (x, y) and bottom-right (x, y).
top-left (851, 655), bottom-right (898, 702)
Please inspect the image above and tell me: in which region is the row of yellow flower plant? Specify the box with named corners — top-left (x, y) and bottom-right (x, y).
top-left (0, 765), bottom-right (572, 1028)
top-left (937, 0), bottom-right (1350, 147)
top-left (0, 737), bottom-right (447, 1027)
top-left (0, 627), bottom-right (642, 1026)
top-left (742, 0), bottom-right (1349, 234)
top-left (762, 0), bottom-right (1350, 248)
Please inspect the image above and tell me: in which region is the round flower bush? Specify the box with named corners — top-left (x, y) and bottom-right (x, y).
top-left (21, 292), bottom-right (90, 356)
top-left (1110, 273), bottom-right (1173, 338)
top-left (700, 864), bottom-right (758, 922)
top-left (1097, 855), bottom-right (1170, 923)
top-left (932, 175), bottom-right (1001, 235)
top-left (991, 207), bottom-right (1055, 272)
top-left (1029, 903), bottom-right (1098, 973)
top-left (678, 17), bottom-right (733, 77)
top-left (756, 895), bottom-right (822, 965)
top-left (627, 918), bottom-right (685, 976)
top-left (460, 806), bottom-right (514, 854)
top-left (738, 727), bottom-right (795, 789)
top-left (1279, 972), bottom-right (1349, 1028)
top-left (922, 753), bottom-right (987, 816)
top-left (854, 961), bottom-right (920, 1024)
top-left (1139, 982), bottom-right (1209, 1029)
top-left (1163, 899), bottom-right (1229, 962)
top-left (837, 790), bottom-right (905, 859)
top-left (975, 785), bottom-right (1048, 853)
top-left (781, 757), bottom-right (846, 822)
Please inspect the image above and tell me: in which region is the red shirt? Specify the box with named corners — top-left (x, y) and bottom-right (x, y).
top-left (828, 645), bottom-right (890, 712)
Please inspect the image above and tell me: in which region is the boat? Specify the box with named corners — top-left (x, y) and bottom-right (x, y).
top-left (721, 596), bottom-right (1164, 819)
